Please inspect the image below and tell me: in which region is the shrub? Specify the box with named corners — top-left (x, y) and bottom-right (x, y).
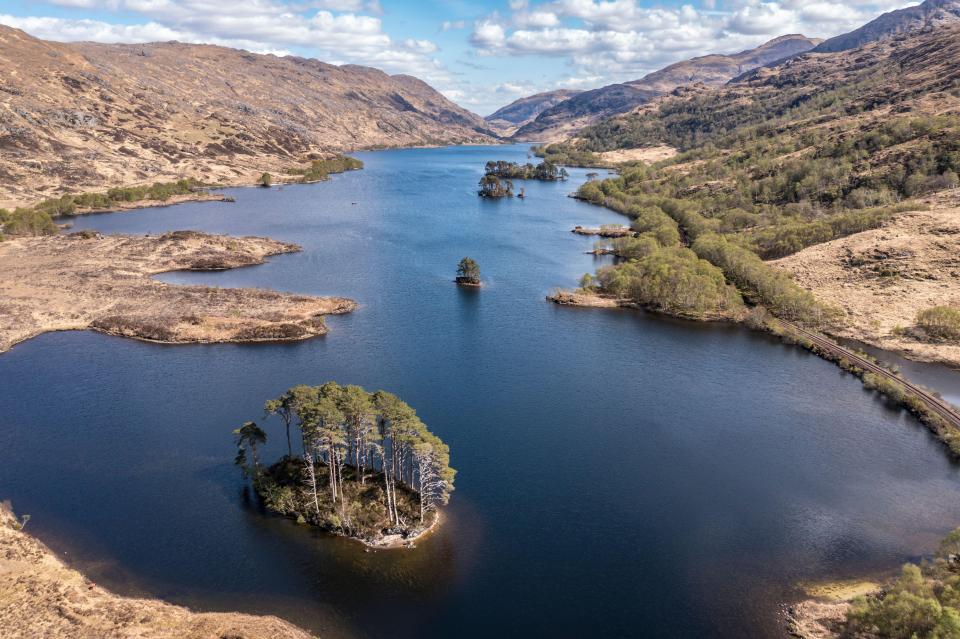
top-left (596, 244), bottom-right (743, 318)
top-left (917, 306), bottom-right (960, 341)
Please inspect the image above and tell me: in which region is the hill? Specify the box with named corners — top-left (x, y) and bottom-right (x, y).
top-left (485, 89), bottom-right (582, 136)
top-left (0, 25), bottom-right (496, 207)
top-left (814, 0), bottom-right (960, 52)
top-left (511, 34), bottom-right (819, 141)
top-left (541, 23), bottom-right (960, 364)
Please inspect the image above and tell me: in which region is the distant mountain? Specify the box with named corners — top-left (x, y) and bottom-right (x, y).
top-left (0, 25), bottom-right (495, 206)
top-left (512, 85), bottom-right (664, 141)
top-left (485, 89), bottom-right (582, 136)
top-left (814, 0), bottom-right (960, 53)
top-left (512, 34), bottom-right (820, 141)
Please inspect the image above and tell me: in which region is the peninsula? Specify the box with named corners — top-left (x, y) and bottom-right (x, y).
top-left (0, 230), bottom-right (356, 353)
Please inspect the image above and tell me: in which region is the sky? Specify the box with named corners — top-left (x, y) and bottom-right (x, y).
top-left (0, 0), bottom-right (918, 115)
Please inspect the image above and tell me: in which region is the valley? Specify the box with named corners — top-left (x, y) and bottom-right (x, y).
top-left (3, 1), bottom-right (960, 638)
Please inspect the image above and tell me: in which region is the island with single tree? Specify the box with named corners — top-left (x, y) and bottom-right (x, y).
top-left (455, 257), bottom-right (482, 287)
top-left (234, 383), bottom-right (456, 548)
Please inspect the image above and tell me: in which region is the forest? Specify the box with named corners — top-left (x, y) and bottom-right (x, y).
top-left (233, 382), bottom-right (455, 545)
top-left (556, 66), bottom-right (960, 326)
top-left (478, 174), bottom-right (514, 198)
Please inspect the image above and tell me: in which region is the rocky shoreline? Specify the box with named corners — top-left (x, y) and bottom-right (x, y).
top-left (0, 230), bottom-right (356, 354)
top-left (0, 502), bottom-right (313, 639)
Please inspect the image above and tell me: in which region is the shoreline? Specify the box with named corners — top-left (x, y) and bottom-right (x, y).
top-left (0, 502), bottom-right (314, 639)
top-left (358, 511), bottom-right (443, 549)
top-left (0, 231), bottom-right (356, 355)
top-left (784, 579), bottom-right (882, 639)
top-left (547, 288), bottom-right (739, 322)
top-left (60, 191), bottom-right (231, 218)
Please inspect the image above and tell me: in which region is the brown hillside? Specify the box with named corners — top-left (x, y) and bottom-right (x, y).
top-left (0, 25), bottom-right (496, 207)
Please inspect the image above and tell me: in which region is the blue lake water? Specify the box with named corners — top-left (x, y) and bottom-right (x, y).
top-left (3, 144), bottom-right (960, 638)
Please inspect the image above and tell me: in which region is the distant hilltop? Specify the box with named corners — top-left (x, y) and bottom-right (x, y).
top-left (509, 34), bottom-right (821, 142)
top-left (0, 25), bottom-right (497, 207)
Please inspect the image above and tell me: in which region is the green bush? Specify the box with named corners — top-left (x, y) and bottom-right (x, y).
top-left (596, 244), bottom-right (743, 318)
top-left (847, 563), bottom-right (960, 639)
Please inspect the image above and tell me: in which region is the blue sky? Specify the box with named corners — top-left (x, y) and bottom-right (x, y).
top-left (0, 0), bottom-right (916, 114)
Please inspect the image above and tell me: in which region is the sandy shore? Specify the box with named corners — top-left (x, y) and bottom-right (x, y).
top-left (0, 230), bottom-right (355, 353)
top-left (571, 225), bottom-right (633, 237)
top-left (0, 503), bottom-right (313, 639)
top-left (773, 190), bottom-right (960, 368)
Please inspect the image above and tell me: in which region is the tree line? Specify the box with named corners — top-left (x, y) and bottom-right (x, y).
top-left (286, 155), bottom-right (363, 183)
top-left (234, 382), bottom-right (455, 542)
top-left (483, 160), bottom-right (568, 181)
top-left (0, 178), bottom-right (204, 238)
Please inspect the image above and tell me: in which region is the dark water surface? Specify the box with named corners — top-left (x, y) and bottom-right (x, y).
top-left (4, 145), bottom-right (960, 638)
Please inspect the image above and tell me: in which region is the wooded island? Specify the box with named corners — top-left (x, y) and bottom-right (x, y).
top-left (234, 383), bottom-right (455, 547)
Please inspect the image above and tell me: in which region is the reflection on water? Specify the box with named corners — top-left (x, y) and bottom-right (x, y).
top-left (2, 145), bottom-right (960, 638)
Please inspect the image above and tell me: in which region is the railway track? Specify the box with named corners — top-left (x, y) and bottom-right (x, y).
top-left (777, 320), bottom-right (960, 430)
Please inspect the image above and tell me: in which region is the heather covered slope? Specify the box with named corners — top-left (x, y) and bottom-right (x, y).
top-left (0, 25), bottom-right (495, 207)
top-left (511, 34), bottom-right (819, 141)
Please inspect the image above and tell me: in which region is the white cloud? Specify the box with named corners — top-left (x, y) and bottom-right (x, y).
top-left (5, 0), bottom-right (445, 83)
top-left (441, 20), bottom-right (466, 31)
top-left (494, 81), bottom-right (534, 94)
top-left (469, 0), bottom-right (921, 81)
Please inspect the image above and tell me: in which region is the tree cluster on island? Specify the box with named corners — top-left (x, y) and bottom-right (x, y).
top-left (233, 383), bottom-right (455, 546)
top-left (478, 174), bottom-right (514, 198)
top-left (483, 160), bottom-right (569, 182)
top-left (455, 257), bottom-right (481, 286)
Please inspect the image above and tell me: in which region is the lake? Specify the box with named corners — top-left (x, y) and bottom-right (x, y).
top-left (3, 144), bottom-right (960, 638)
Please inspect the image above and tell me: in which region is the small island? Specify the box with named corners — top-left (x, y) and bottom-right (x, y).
top-left (234, 383), bottom-right (456, 548)
top-left (455, 257), bottom-right (482, 287)
top-left (478, 174), bottom-right (514, 198)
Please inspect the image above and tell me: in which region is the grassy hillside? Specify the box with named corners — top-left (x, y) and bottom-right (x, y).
top-left (553, 25), bottom-right (960, 324)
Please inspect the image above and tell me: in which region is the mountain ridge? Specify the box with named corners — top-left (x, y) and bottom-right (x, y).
top-left (511, 34), bottom-right (820, 141)
top-left (485, 89), bottom-right (583, 136)
top-left (0, 24), bottom-right (496, 207)
top-left (813, 0), bottom-right (960, 52)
